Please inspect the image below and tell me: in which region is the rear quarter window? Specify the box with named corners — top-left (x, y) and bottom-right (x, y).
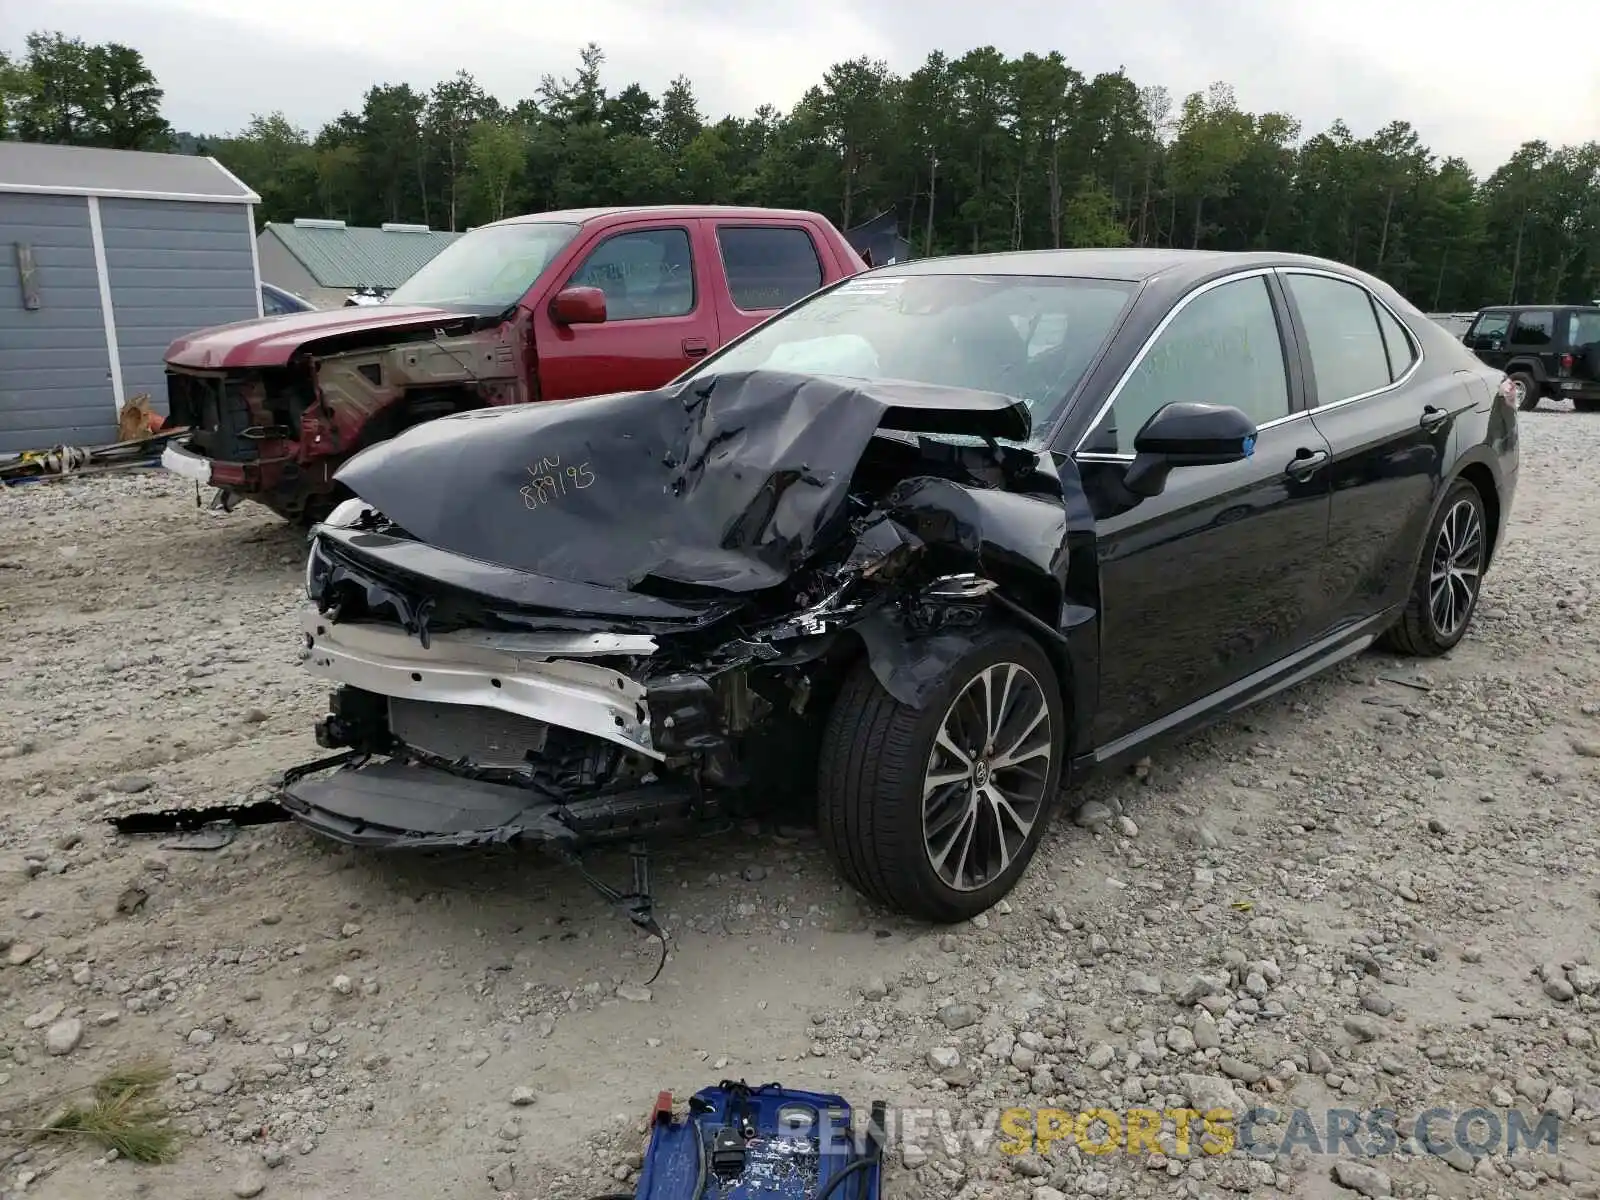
top-left (716, 226), bottom-right (824, 312)
top-left (1567, 311), bottom-right (1600, 348)
top-left (1373, 304), bottom-right (1418, 381)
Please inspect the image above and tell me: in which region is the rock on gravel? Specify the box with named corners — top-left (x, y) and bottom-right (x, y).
top-left (232, 1172), bottom-right (267, 1198)
top-left (24, 1001), bottom-right (64, 1029)
top-left (936, 1002), bottom-right (977, 1030)
top-left (45, 1017), bottom-right (82, 1055)
top-left (1333, 1160), bottom-right (1392, 1196)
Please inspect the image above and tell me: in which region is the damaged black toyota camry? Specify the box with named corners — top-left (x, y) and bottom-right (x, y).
top-left (284, 249), bottom-right (1518, 924)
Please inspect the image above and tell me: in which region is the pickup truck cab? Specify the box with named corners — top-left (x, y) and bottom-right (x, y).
top-left (161, 206), bottom-right (866, 522)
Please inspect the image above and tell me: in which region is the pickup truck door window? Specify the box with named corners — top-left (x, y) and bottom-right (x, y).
top-left (715, 226), bottom-right (824, 312)
top-left (535, 224), bottom-right (715, 402)
top-left (568, 228), bottom-right (696, 320)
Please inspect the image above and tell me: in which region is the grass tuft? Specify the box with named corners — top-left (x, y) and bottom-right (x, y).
top-left (37, 1059), bottom-right (178, 1163)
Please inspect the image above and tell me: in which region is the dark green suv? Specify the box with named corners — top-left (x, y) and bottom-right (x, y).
top-left (1462, 304), bottom-right (1600, 412)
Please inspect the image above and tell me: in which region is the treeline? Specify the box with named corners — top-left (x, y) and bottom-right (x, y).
top-left (4, 33), bottom-right (1598, 311)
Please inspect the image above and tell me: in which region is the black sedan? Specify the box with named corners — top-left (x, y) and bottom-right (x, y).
top-left (283, 249), bottom-right (1519, 924)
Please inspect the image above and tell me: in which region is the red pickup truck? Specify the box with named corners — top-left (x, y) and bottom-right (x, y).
top-left (161, 206), bottom-right (866, 522)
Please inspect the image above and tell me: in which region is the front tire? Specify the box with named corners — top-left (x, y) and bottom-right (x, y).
top-left (1380, 479), bottom-right (1488, 657)
top-left (1510, 371), bottom-right (1540, 411)
top-left (816, 629), bottom-right (1065, 922)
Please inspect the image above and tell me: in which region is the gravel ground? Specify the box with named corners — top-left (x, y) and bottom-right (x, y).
top-left (0, 404), bottom-right (1597, 1200)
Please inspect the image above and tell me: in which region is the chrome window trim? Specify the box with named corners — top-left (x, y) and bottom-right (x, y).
top-left (1070, 267), bottom-right (1280, 457)
top-left (1071, 265), bottom-right (1426, 462)
top-left (1278, 267), bottom-right (1426, 415)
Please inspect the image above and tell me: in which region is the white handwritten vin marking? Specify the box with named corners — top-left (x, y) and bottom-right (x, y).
top-left (520, 453), bottom-right (596, 510)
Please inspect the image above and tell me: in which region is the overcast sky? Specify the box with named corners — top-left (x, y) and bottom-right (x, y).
top-left (7, 0), bottom-right (1597, 176)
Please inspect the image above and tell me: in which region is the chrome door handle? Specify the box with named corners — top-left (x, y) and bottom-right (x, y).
top-left (1285, 448), bottom-right (1329, 479)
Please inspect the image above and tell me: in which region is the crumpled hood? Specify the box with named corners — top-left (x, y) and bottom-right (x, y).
top-left (165, 305), bottom-right (471, 370)
top-left (333, 369), bottom-right (1033, 593)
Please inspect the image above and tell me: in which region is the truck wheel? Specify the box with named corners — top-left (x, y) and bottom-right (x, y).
top-left (1380, 478), bottom-right (1487, 657)
top-left (1510, 372), bottom-right (1540, 411)
top-left (816, 629), bottom-right (1065, 922)
top-left (1574, 398), bottom-right (1599, 414)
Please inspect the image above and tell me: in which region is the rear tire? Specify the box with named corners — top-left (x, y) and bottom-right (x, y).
top-left (1511, 371), bottom-right (1540, 411)
top-left (1574, 398), bottom-right (1599, 414)
top-left (816, 628), bottom-right (1065, 922)
top-left (1380, 478), bottom-right (1488, 657)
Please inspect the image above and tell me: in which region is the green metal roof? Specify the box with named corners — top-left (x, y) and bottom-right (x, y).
top-left (263, 220), bottom-right (463, 289)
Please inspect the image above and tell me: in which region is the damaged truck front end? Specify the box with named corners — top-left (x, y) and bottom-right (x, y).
top-left (163, 310), bottom-right (526, 524)
top-left (285, 368), bottom-right (1093, 922)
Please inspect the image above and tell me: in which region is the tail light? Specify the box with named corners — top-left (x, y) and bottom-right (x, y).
top-left (1496, 376), bottom-right (1516, 403)
top-left (1560, 352), bottom-right (1574, 375)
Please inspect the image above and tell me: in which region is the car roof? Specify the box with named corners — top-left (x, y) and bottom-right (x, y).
top-left (876, 248), bottom-right (1386, 287)
top-left (487, 205), bottom-right (830, 228)
top-left (1476, 303), bottom-right (1600, 312)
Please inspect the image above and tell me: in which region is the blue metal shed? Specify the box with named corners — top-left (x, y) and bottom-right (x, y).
top-left (0, 142), bottom-right (262, 455)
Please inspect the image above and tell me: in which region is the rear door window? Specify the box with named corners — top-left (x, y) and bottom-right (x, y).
top-left (1510, 310), bottom-right (1554, 346)
top-left (716, 226), bottom-right (824, 312)
top-left (567, 227), bottom-right (695, 320)
top-left (1284, 273), bottom-right (1394, 404)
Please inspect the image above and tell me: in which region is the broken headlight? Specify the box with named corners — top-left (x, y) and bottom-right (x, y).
top-left (304, 539), bottom-right (323, 602)
top-left (320, 497), bottom-right (374, 529)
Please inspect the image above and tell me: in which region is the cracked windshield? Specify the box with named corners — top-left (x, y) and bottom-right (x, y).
top-left (692, 273), bottom-right (1136, 436)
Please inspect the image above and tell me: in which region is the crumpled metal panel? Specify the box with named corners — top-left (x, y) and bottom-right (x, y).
top-left (332, 369), bottom-right (1034, 594)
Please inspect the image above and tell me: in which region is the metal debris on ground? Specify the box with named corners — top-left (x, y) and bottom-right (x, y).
top-left (107, 748), bottom-right (673, 980)
top-left (1378, 674), bottom-right (1434, 692)
top-left (108, 800), bottom-right (289, 837)
top-left (158, 828), bottom-right (239, 852)
top-left (1, 428), bottom-right (188, 487)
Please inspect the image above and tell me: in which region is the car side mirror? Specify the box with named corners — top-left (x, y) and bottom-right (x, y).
top-left (1123, 402), bottom-right (1258, 498)
top-left (549, 286), bottom-right (607, 325)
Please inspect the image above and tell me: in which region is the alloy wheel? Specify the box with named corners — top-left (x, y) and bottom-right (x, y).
top-left (1428, 498), bottom-right (1484, 638)
top-left (921, 663), bottom-right (1053, 892)
top-left (1509, 378), bottom-right (1527, 406)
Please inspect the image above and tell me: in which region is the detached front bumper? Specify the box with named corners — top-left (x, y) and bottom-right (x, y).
top-left (161, 439), bottom-right (271, 494)
top-left (277, 758), bottom-right (694, 848)
top-left (287, 611), bottom-right (733, 849)
top-left (161, 441), bottom-right (213, 486)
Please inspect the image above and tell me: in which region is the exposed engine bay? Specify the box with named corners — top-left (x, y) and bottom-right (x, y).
top-left (163, 313), bottom-right (523, 522)
top-left (275, 368), bottom-right (1083, 922)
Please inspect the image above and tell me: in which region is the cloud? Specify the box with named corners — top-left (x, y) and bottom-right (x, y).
top-left (5, 0), bottom-right (1595, 174)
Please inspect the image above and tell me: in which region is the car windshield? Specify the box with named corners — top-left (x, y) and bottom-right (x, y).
top-left (680, 272), bottom-right (1137, 440)
top-left (385, 221), bottom-right (581, 312)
